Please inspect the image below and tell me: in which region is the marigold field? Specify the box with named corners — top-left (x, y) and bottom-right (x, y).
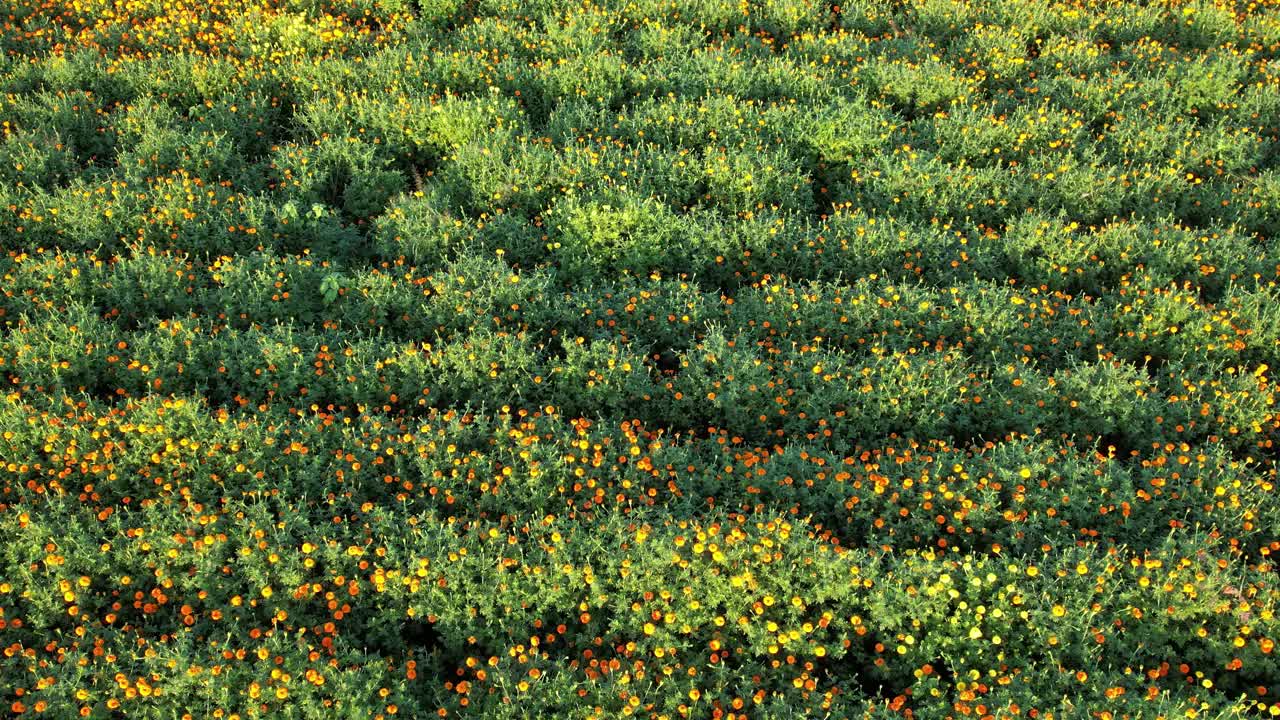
top-left (2, 0), bottom-right (1280, 718)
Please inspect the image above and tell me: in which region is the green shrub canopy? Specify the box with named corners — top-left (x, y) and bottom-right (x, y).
top-left (2, 0), bottom-right (1280, 717)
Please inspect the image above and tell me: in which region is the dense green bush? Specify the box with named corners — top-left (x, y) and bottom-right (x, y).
top-left (2, 0), bottom-right (1280, 717)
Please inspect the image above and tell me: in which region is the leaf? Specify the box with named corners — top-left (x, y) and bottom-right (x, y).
top-left (320, 273), bottom-right (343, 305)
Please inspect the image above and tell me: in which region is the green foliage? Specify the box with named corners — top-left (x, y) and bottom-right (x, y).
top-left (2, 0), bottom-right (1280, 718)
